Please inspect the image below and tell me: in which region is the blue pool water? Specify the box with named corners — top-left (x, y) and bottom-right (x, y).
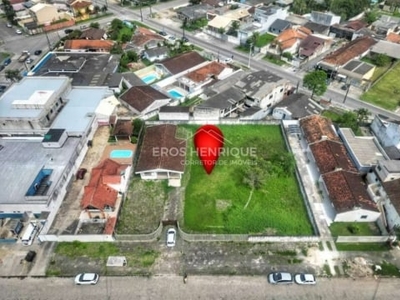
top-left (168, 89), bottom-right (184, 99)
top-left (110, 150), bottom-right (133, 159)
top-left (142, 73), bottom-right (158, 84)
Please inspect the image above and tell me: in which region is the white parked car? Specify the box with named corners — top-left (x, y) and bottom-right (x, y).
top-left (268, 272), bottom-right (293, 284)
top-left (166, 228), bottom-right (176, 247)
top-left (294, 273), bottom-right (316, 285)
top-left (74, 273), bottom-right (99, 285)
top-left (16, 29), bottom-right (22, 35)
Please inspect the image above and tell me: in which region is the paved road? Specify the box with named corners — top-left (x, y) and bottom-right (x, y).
top-left (1, 276), bottom-right (399, 300)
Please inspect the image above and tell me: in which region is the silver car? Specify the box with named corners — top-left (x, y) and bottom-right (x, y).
top-left (268, 272), bottom-right (293, 284)
top-left (74, 273), bottom-right (99, 285)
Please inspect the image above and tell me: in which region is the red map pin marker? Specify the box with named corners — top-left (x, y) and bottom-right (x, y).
top-left (193, 125), bottom-right (224, 174)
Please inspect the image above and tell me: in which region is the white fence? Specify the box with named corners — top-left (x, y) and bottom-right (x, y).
top-left (39, 234), bottom-right (114, 242)
top-left (248, 236), bottom-right (319, 243)
top-left (336, 236), bottom-right (389, 243)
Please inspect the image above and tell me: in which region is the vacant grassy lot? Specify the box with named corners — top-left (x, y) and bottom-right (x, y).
top-left (329, 222), bottom-right (381, 237)
top-left (116, 178), bottom-right (168, 234)
top-left (360, 61), bottom-right (400, 110)
top-left (256, 33), bottom-right (275, 47)
top-left (335, 243), bottom-right (390, 251)
top-left (263, 55), bottom-right (286, 66)
top-left (46, 241), bottom-right (159, 276)
top-left (182, 125), bottom-right (313, 235)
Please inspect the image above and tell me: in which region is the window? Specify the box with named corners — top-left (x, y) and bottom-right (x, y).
top-left (360, 215), bottom-right (368, 219)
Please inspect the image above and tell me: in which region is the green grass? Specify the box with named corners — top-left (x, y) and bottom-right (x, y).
top-left (321, 110), bottom-right (342, 122)
top-left (335, 243), bottom-right (390, 251)
top-left (360, 57), bottom-right (389, 82)
top-left (360, 61), bottom-right (400, 110)
top-left (374, 261), bottom-right (400, 277)
top-left (182, 125), bottom-right (313, 235)
top-left (263, 55), bottom-right (286, 66)
top-left (0, 52), bottom-right (11, 63)
top-left (323, 264), bottom-right (332, 276)
top-left (118, 26), bottom-right (134, 42)
top-left (235, 45), bottom-right (250, 53)
top-left (329, 222), bottom-right (381, 237)
top-left (53, 242), bottom-right (159, 268)
top-left (255, 33), bottom-right (275, 47)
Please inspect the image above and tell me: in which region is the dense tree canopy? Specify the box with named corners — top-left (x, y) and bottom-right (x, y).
top-left (303, 70), bottom-right (328, 97)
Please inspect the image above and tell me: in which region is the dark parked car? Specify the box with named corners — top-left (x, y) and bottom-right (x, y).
top-left (0, 85), bottom-right (7, 93)
top-left (181, 36), bottom-right (189, 42)
top-left (341, 84), bottom-right (350, 91)
top-left (158, 31), bottom-right (167, 36)
top-left (64, 29), bottom-right (73, 34)
top-left (25, 250), bottom-right (36, 262)
top-left (76, 168), bottom-right (87, 180)
top-left (34, 50), bottom-right (42, 56)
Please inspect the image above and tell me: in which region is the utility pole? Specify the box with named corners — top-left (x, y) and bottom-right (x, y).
top-left (343, 84), bottom-right (350, 104)
top-left (139, 1), bottom-right (143, 22)
top-left (247, 42), bottom-right (253, 68)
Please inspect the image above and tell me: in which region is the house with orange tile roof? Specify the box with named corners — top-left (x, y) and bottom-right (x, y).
top-left (318, 36), bottom-right (377, 71)
top-left (128, 27), bottom-right (165, 53)
top-left (67, 0), bottom-right (93, 18)
top-left (177, 61), bottom-right (234, 94)
top-left (64, 39), bottom-right (114, 52)
top-left (298, 114), bottom-right (381, 223)
top-left (80, 158), bottom-right (131, 219)
top-left (267, 25), bottom-right (311, 55)
top-left (386, 32), bottom-right (400, 44)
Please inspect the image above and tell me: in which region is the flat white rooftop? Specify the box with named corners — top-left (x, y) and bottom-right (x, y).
top-left (0, 77), bottom-right (70, 118)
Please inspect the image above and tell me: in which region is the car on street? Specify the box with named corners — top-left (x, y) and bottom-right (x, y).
top-left (0, 85), bottom-right (7, 93)
top-left (6, 23), bottom-right (12, 28)
top-left (76, 168), bottom-right (87, 180)
top-left (294, 273), bottom-right (316, 285)
top-left (16, 29), bottom-right (22, 34)
top-left (268, 272), bottom-right (293, 284)
top-left (34, 50), bottom-right (42, 56)
top-left (181, 36), bottom-right (189, 43)
top-left (74, 273), bottom-right (99, 285)
top-left (166, 228), bottom-right (176, 247)
top-left (341, 84), bottom-right (350, 91)
top-left (64, 29), bottom-right (73, 34)
top-left (26, 58), bottom-right (33, 64)
top-left (158, 31), bottom-right (167, 36)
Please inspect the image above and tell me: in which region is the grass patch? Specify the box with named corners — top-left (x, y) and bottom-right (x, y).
top-left (374, 261), bottom-right (400, 277)
top-left (322, 110), bottom-right (342, 122)
top-left (117, 26), bottom-right (134, 42)
top-left (55, 241), bottom-right (119, 258)
top-left (116, 178), bottom-right (167, 234)
top-left (329, 222), bottom-right (381, 237)
top-left (255, 33), bottom-right (275, 48)
top-left (182, 125), bottom-right (313, 235)
top-left (335, 243), bottom-right (390, 251)
top-left (318, 242), bottom-right (324, 251)
top-left (180, 96), bottom-right (203, 107)
top-left (0, 52), bottom-right (11, 62)
top-left (360, 61), bottom-right (400, 110)
top-left (263, 55), bottom-right (286, 66)
top-left (275, 250), bottom-right (297, 256)
top-left (235, 45), bottom-right (250, 53)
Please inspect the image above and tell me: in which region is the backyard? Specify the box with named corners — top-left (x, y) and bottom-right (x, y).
top-left (181, 125), bottom-right (313, 235)
top-left (115, 178), bottom-right (169, 234)
top-left (329, 222), bottom-right (381, 237)
top-left (360, 61), bottom-right (400, 111)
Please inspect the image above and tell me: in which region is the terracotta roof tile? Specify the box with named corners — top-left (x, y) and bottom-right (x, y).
top-left (323, 36), bottom-right (377, 66)
top-left (70, 0), bottom-right (92, 9)
top-left (322, 170), bottom-right (378, 213)
top-left (299, 35), bottom-right (325, 57)
top-left (309, 140), bottom-right (357, 174)
top-left (131, 27), bottom-right (164, 47)
top-left (64, 39), bottom-right (114, 51)
top-left (275, 26), bottom-right (311, 50)
top-left (112, 119), bottom-right (133, 137)
top-left (184, 61), bottom-right (227, 83)
top-left (158, 51), bottom-right (206, 75)
top-left (81, 159), bottom-right (127, 210)
top-left (135, 124), bottom-right (186, 173)
top-left (386, 32), bottom-right (400, 44)
top-left (119, 86), bottom-right (169, 113)
top-left (299, 115), bottom-right (340, 144)
top-left (345, 20), bottom-right (367, 31)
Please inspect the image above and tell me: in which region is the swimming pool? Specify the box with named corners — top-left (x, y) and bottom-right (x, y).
top-left (142, 73), bottom-right (158, 84)
top-left (110, 150), bottom-right (133, 159)
top-left (168, 89), bottom-right (184, 99)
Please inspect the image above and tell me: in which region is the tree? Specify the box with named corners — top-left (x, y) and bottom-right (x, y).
top-left (132, 118), bottom-right (144, 136)
top-left (2, 0), bottom-right (16, 23)
top-left (355, 108), bottom-right (371, 125)
top-left (375, 54), bottom-right (390, 67)
top-left (303, 70), bottom-right (327, 98)
top-left (5, 69), bottom-right (22, 82)
top-left (364, 10), bottom-right (378, 24)
top-left (90, 22), bottom-right (100, 29)
top-left (111, 18), bottom-right (124, 30)
top-left (291, 0), bottom-right (308, 15)
top-left (218, 27), bottom-right (225, 34)
top-left (101, 5), bottom-right (108, 13)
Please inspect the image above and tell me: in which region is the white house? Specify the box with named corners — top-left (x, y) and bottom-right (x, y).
top-left (95, 95), bottom-right (119, 126)
top-left (253, 5), bottom-right (288, 32)
top-left (371, 115), bottom-right (400, 149)
top-left (159, 106), bottom-right (190, 121)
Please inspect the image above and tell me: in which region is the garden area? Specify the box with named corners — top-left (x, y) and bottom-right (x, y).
top-left (181, 125), bottom-right (313, 235)
top-left (329, 222), bottom-right (381, 237)
top-left (361, 60), bottom-right (400, 111)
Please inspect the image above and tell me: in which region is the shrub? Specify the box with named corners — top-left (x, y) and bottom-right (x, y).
top-left (347, 224), bottom-right (360, 234)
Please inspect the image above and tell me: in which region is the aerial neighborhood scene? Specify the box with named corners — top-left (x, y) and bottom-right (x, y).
top-left (1, 0), bottom-right (400, 298)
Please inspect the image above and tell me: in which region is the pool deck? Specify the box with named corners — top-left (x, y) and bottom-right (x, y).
top-left (102, 141), bottom-right (137, 166)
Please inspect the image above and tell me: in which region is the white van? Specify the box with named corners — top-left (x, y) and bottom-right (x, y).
top-left (21, 222), bottom-right (37, 246)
